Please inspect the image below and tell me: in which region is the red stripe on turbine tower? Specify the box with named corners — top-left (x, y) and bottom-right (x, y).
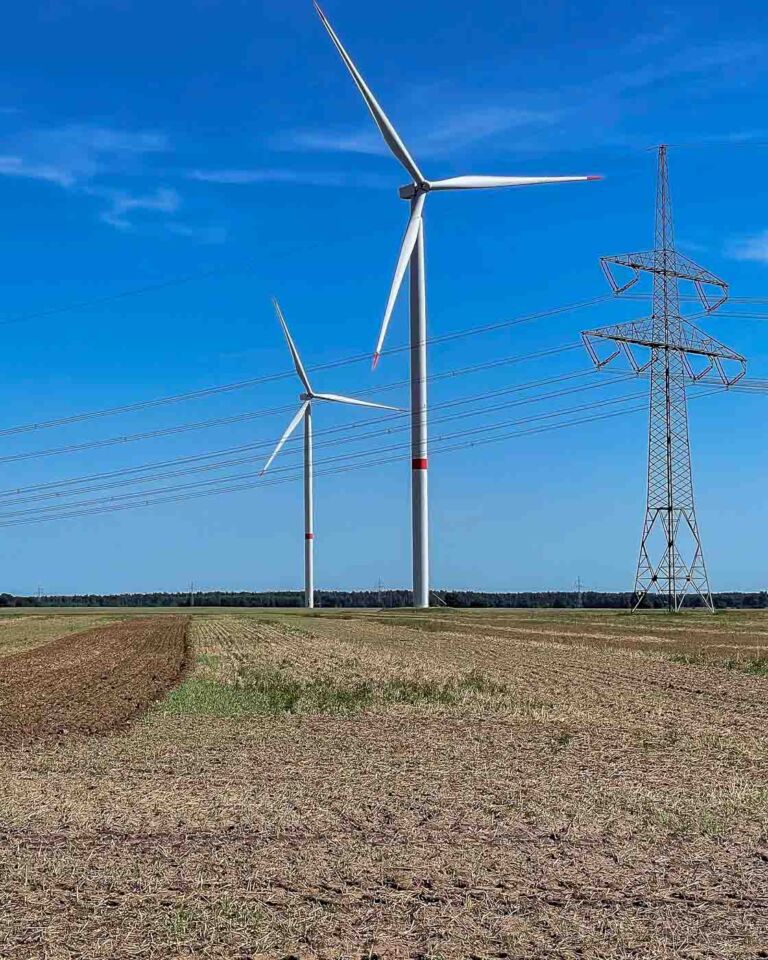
top-left (412, 458), bottom-right (428, 470)
top-left (305, 533), bottom-right (314, 540)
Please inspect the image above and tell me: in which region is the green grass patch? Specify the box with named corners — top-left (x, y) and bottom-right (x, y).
top-left (742, 657), bottom-right (768, 677)
top-left (668, 652), bottom-right (768, 676)
top-left (195, 652), bottom-right (220, 668)
top-left (164, 896), bottom-right (264, 941)
top-left (157, 667), bottom-right (517, 717)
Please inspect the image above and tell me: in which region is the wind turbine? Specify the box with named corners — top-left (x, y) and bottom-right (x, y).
top-left (262, 299), bottom-right (398, 609)
top-left (314, 2), bottom-right (601, 608)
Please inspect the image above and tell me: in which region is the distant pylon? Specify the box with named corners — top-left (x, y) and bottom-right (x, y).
top-left (582, 145), bottom-right (746, 613)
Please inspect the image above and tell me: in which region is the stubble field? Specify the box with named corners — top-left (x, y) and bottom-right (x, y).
top-left (0, 607), bottom-right (766, 958)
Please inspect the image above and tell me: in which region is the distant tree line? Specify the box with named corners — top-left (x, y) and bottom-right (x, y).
top-left (0, 589), bottom-right (766, 609)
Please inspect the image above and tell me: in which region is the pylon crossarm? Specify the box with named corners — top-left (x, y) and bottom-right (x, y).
top-left (713, 355), bottom-right (747, 387)
top-left (582, 317), bottom-right (746, 385)
top-left (693, 278), bottom-right (728, 314)
top-left (621, 341), bottom-right (649, 373)
top-left (602, 249), bottom-right (727, 288)
top-left (581, 332), bottom-right (620, 370)
top-left (683, 353), bottom-right (713, 382)
top-left (588, 328), bottom-right (741, 360)
top-left (601, 256), bottom-right (640, 295)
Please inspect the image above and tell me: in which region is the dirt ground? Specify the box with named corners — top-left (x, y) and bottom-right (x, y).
top-left (0, 616), bottom-right (188, 739)
top-left (0, 608), bottom-right (766, 959)
top-left (0, 613), bottom-right (125, 658)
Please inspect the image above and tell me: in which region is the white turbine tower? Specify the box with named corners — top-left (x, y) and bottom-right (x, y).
top-left (262, 299), bottom-right (398, 609)
top-left (314, 2), bottom-right (601, 608)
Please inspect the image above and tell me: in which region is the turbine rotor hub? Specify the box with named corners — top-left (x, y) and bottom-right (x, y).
top-left (399, 181), bottom-right (430, 200)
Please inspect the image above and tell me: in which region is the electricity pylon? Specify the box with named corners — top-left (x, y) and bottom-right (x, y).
top-left (582, 145), bottom-right (746, 613)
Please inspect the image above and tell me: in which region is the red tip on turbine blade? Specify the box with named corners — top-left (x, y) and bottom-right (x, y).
top-left (586, 175), bottom-right (603, 181)
top-left (372, 352), bottom-right (380, 370)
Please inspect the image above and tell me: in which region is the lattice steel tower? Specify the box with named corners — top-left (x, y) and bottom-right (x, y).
top-left (583, 145), bottom-right (746, 612)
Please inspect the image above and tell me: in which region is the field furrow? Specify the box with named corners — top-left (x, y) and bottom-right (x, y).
top-left (0, 616), bottom-right (189, 739)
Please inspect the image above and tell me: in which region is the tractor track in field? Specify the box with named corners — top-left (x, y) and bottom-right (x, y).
top-left (0, 616), bottom-right (189, 741)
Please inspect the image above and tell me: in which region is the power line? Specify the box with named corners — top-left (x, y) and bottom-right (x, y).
top-left (0, 361), bottom-right (757, 507)
top-left (0, 372), bottom-right (637, 508)
top-left (0, 295), bottom-right (610, 440)
top-left (0, 386), bottom-right (730, 529)
top-left (0, 342), bottom-right (584, 464)
top-left (0, 264), bottom-right (258, 330)
top-left (0, 353), bottom-right (757, 500)
top-left (0, 389), bottom-right (687, 524)
top-left (0, 369), bottom-right (601, 498)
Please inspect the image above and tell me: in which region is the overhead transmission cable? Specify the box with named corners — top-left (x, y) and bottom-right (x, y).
top-left (0, 372), bottom-right (639, 508)
top-left (0, 390), bottom-right (652, 522)
top-left (0, 387), bottom-right (729, 528)
top-left (0, 295), bottom-right (610, 440)
top-left (0, 342), bottom-right (585, 464)
top-left (0, 367), bottom-right (756, 503)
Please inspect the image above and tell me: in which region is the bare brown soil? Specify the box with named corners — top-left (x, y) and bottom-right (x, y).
top-left (0, 614), bottom-right (125, 658)
top-left (0, 609), bottom-right (766, 958)
top-left (0, 616), bottom-right (188, 740)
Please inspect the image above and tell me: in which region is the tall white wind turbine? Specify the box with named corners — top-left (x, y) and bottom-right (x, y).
top-left (314, 2), bottom-right (601, 608)
top-left (262, 299), bottom-right (398, 609)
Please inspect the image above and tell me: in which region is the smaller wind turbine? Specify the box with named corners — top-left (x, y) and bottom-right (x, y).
top-left (262, 299), bottom-right (399, 609)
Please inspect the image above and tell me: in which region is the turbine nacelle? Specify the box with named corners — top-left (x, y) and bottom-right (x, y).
top-left (398, 183), bottom-right (429, 200)
top-left (262, 298), bottom-right (401, 475)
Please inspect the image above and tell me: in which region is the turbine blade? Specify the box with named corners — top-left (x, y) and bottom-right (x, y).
top-left (261, 401), bottom-right (309, 475)
top-left (312, 392), bottom-right (402, 411)
top-left (373, 193), bottom-right (425, 368)
top-left (427, 174), bottom-right (601, 191)
top-left (273, 298), bottom-right (312, 393)
top-left (313, 2), bottom-right (424, 184)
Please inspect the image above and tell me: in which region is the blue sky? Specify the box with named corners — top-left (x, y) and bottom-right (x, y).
top-left (0, 0), bottom-right (766, 595)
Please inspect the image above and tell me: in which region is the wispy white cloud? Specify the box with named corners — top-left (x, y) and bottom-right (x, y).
top-left (0, 121), bottom-right (223, 240)
top-left (280, 105), bottom-right (556, 160)
top-left (188, 166), bottom-right (390, 190)
top-left (86, 184), bottom-right (227, 239)
top-left (166, 222), bottom-right (228, 244)
top-left (85, 185), bottom-right (180, 230)
top-left (605, 40), bottom-right (763, 93)
top-left (677, 237), bottom-right (709, 255)
top-left (0, 123), bottom-right (167, 187)
top-left (189, 167), bottom-right (348, 186)
top-left (280, 128), bottom-right (386, 157)
top-left (725, 231), bottom-right (768, 264)
top-left (0, 155), bottom-right (75, 185)
top-left (421, 106), bottom-right (558, 152)
top-left (277, 32), bottom-right (764, 165)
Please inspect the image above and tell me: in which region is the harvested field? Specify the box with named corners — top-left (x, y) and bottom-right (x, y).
top-left (0, 608), bottom-right (767, 958)
top-left (0, 613), bottom-right (124, 658)
top-left (0, 616), bottom-right (188, 739)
